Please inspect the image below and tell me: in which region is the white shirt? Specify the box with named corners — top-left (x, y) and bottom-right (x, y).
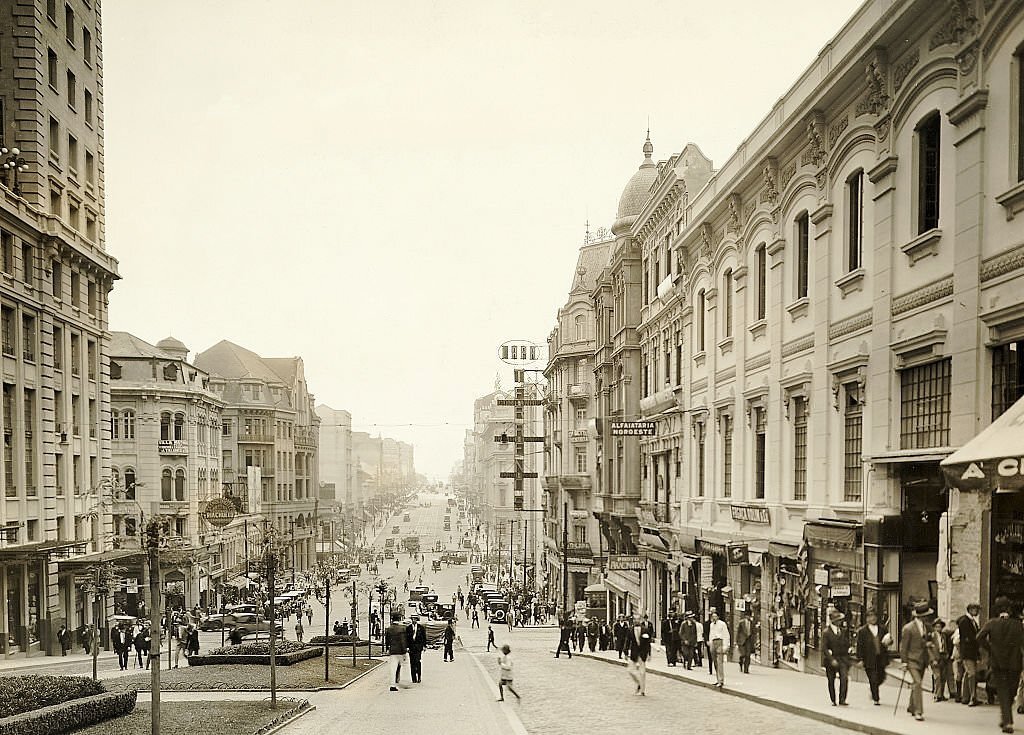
top-left (868, 624), bottom-right (878, 637)
top-left (708, 619), bottom-right (731, 647)
top-left (498, 652), bottom-right (513, 677)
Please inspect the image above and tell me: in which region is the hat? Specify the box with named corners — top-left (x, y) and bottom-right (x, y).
top-left (684, 611), bottom-right (695, 618)
top-left (913, 603), bottom-right (934, 617)
top-left (828, 610), bottom-right (845, 623)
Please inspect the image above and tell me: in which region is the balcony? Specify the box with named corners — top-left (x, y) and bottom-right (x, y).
top-left (294, 428), bottom-right (316, 448)
top-left (561, 473), bottom-right (592, 493)
top-left (567, 383), bottom-right (590, 404)
top-left (158, 439), bottom-right (188, 455)
top-left (237, 433), bottom-right (273, 444)
top-left (639, 386), bottom-right (677, 417)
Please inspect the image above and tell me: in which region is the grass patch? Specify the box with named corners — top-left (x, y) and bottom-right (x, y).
top-left (107, 651), bottom-right (382, 691)
top-left (68, 700), bottom-right (298, 735)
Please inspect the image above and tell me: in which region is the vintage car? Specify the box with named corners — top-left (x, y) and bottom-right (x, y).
top-left (224, 612), bottom-right (284, 638)
top-left (432, 559), bottom-right (442, 571)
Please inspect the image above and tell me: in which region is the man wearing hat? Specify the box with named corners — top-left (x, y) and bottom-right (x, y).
top-left (821, 609), bottom-right (851, 706)
top-left (679, 611), bottom-right (699, 670)
top-left (900, 602), bottom-right (934, 721)
top-left (956, 602), bottom-right (983, 706)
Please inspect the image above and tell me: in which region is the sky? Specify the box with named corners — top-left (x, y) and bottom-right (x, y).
top-left (102, 0), bottom-right (862, 481)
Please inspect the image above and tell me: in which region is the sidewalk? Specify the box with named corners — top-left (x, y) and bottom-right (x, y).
top-left (576, 646), bottom-right (1008, 735)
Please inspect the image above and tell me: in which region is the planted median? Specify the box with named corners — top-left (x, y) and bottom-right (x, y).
top-left (0, 675), bottom-right (137, 735)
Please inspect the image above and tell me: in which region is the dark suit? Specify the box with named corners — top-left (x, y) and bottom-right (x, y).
top-left (555, 624), bottom-right (573, 658)
top-left (406, 623), bottom-right (427, 682)
top-left (661, 616), bottom-right (678, 665)
top-left (111, 627), bottom-right (130, 670)
top-left (928, 628), bottom-right (954, 700)
top-left (735, 616), bottom-right (754, 673)
top-left (978, 615), bottom-right (1024, 729)
top-left (856, 623), bottom-right (888, 703)
top-left (613, 621), bottom-right (628, 658)
top-left (678, 618), bottom-right (698, 669)
top-left (821, 623), bottom-right (851, 705)
top-left (956, 613), bottom-right (982, 705)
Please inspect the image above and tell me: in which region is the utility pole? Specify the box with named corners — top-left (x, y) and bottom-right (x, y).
top-left (523, 519), bottom-right (528, 591)
top-left (562, 501), bottom-right (569, 621)
top-left (508, 521), bottom-right (514, 584)
top-left (147, 533), bottom-right (161, 735)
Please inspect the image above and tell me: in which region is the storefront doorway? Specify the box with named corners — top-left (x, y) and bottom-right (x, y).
top-left (900, 463), bottom-right (945, 625)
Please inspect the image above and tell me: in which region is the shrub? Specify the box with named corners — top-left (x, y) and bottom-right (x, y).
top-left (308, 635), bottom-right (367, 645)
top-left (208, 640), bottom-right (307, 656)
top-left (0, 675), bottom-right (105, 718)
top-left (0, 689), bottom-right (136, 735)
top-left (187, 647), bottom-right (321, 666)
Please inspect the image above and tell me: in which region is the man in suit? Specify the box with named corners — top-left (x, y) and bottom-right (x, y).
top-left (957, 602), bottom-right (983, 706)
top-left (626, 612), bottom-right (655, 696)
top-left (678, 611), bottom-right (699, 670)
top-left (856, 609), bottom-right (890, 705)
top-left (554, 619), bottom-right (573, 659)
top-left (900, 602), bottom-right (934, 721)
top-left (735, 609), bottom-right (754, 674)
top-left (821, 609), bottom-right (852, 706)
top-left (613, 615), bottom-right (628, 659)
top-left (384, 612), bottom-right (409, 692)
top-left (929, 619), bottom-right (955, 701)
top-left (978, 596), bottom-right (1024, 734)
top-left (406, 615), bottom-right (428, 683)
top-left (661, 610), bottom-right (678, 666)
top-left (111, 623), bottom-right (130, 671)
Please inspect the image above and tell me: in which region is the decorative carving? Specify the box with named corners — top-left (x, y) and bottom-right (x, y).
top-left (727, 194), bottom-right (742, 235)
top-left (829, 116), bottom-right (850, 146)
top-left (801, 112), bottom-right (827, 167)
top-left (930, 0), bottom-right (977, 50)
top-left (893, 48), bottom-right (920, 91)
top-left (815, 168), bottom-right (828, 193)
top-left (743, 200), bottom-right (757, 224)
top-left (957, 40), bottom-right (979, 76)
top-left (891, 276), bottom-right (954, 316)
top-left (855, 50), bottom-right (889, 117)
top-left (782, 335), bottom-right (815, 358)
top-left (713, 227), bottom-right (725, 247)
top-left (874, 114), bottom-right (892, 143)
top-left (699, 223), bottom-right (713, 260)
top-left (760, 158), bottom-right (779, 205)
top-left (828, 310), bottom-right (872, 341)
top-left (831, 368), bottom-right (867, 411)
top-left (980, 244), bottom-right (1024, 282)
top-left (780, 164), bottom-right (796, 190)
top-left (745, 353), bottom-right (770, 372)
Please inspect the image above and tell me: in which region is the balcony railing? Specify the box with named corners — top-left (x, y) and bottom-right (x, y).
top-left (237, 433), bottom-right (273, 444)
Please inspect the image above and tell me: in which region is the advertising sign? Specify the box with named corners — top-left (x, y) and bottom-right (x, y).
top-left (610, 421), bottom-right (657, 437)
top-left (607, 554), bottom-right (645, 571)
top-left (830, 584), bottom-right (851, 597)
top-left (203, 497), bottom-right (237, 528)
top-left (700, 556), bottom-right (714, 589)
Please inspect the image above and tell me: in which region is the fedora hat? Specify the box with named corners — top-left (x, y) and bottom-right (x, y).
top-left (828, 609), bottom-right (845, 623)
top-left (913, 602), bottom-right (934, 617)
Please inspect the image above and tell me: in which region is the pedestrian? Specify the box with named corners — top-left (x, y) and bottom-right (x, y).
top-left (679, 611), bottom-right (698, 670)
top-left (135, 625), bottom-right (151, 669)
top-left (661, 611), bottom-right (677, 666)
top-left (406, 615), bottom-right (427, 683)
top-left (472, 607), bottom-right (480, 628)
top-left (855, 609), bottom-right (891, 706)
top-left (957, 602), bottom-right (983, 706)
top-left (496, 644), bottom-right (521, 702)
top-left (899, 602), bottom-right (934, 721)
top-left (575, 620), bottom-right (587, 652)
top-left (295, 618), bottom-right (304, 643)
top-left (613, 615), bottom-right (628, 659)
top-left (306, 606), bottom-right (313, 626)
top-left (978, 596), bottom-right (1024, 734)
top-left (599, 620), bottom-right (610, 651)
top-left (735, 609), bottom-right (754, 674)
top-left (442, 619), bottom-right (456, 662)
top-left (707, 609), bottom-right (730, 689)
top-left (384, 612), bottom-right (409, 692)
top-left (57, 624), bottom-right (70, 656)
top-left (112, 623), bottom-right (130, 671)
top-left (487, 624), bottom-right (496, 652)
top-left (587, 617), bottom-right (599, 653)
top-left (555, 619), bottom-right (573, 659)
top-left (186, 625), bottom-right (200, 659)
top-left (821, 609), bottom-right (851, 706)
top-left (703, 613), bottom-right (716, 675)
top-left (626, 612), bottom-right (654, 696)
top-left (929, 618), bottom-right (954, 701)
top-left (174, 623), bottom-right (188, 668)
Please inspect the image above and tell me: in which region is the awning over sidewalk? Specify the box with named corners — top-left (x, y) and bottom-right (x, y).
top-left (57, 548), bottom-right (142, 570)
top-left (804, 521), bottom-right (861, 551)
top-left (942, 394), bottom-right (1024, 491)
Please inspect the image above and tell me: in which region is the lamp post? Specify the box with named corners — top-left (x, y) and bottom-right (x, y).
top-left (0, 147), bottom-right (28, 196)
top-left (309, 562), bottom-right (332, 683)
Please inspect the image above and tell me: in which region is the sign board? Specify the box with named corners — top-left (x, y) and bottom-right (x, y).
top-left (734, 597), bottom-right (746, 612)
top-left (830, 584), bottom-right (851, 597)
top-left (730, 504), bottom-right (770, 524)
top-left (814, 568), bottom-right (830, 586)
top-left (610, 421), bottom-right (656, 437)
top-left (567, 563), bottom-right (592, 573)
top-left (124, 578), bottom-right (139, 594)
top-left (700, 556), bottom-right (714, 589)
top-left (727, 543), bottom-right (749, 565)
top-left (570, 510), bottom-right (590, 520)
top-left (607, 554), bottom-right (645, 571)
top-left (829, 568), bottom-right (851, 585)
top-left (203, 497), bottom-right (237, 528)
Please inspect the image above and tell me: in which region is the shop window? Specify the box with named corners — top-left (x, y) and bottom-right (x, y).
top-left (899, 359), bottom-right (951, 449)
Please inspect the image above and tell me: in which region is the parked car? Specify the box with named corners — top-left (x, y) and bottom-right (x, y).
top-left (226, 603), bottom-right (259, 615)
top-left (384, 549), bottom-right (395, 559)
top-left (199, 613), bottom-right (228, 631)
top-left (225, 612), bottom-right (284, 638)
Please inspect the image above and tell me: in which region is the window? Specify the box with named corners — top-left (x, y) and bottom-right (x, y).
top-left (47, 0), bottom-right (56, 21)
top-left (70, 394), bottom-right (79, 435)
top-left (173, 413), bottom-right (185, 441)
top-left (84, 89), bottom-right (92, 125)
top-left (675, 334), bottom-right (682, 384)
top-left (85, 150), bottom-right (95, 184)
top-left (900, 359), bottom-right (951, 449)
top-left (795, 212), bottom-right (809, 299)
top-left (575, 447), bottom-right (587, 473)
top-left (122, 409), bottom-right (135, 440)
top-left (917, 113), bottom-right (941, 233)
top-left (160, 412), bottom-right (171, 441)
top-left (51, 259), bottom-right (62, 299)
top-left (47, 48), bottom-right (58, 89)
top-left (2, 384), bottom-right (13, 496)
top-left (110, 409), bottom-right (119, 439)
top-left (70, 332), bottom-right (79, 376)
top-left (83, 27), bottom-right (92, 65)
top-left (24, 389), bottom-right (34, 495)
top-left (65, 4), bottom-right (74, 44)
top-left (575, 315), bottom-right (585, 341)
top-left (124, 468), bottom-right (136, 499)
top-left (695, 420), bottom-right (706, 497)
top-left (161, 468), bottom-right (172, 501)
top-left (68, 199), bottom-right (79, 230)
top-left (53, 326), bottom-right (62, 369)
top-left (21, 244), bottom-right (31, 285)
top-left (67, 133), bottom-right (78, 172)
top-left (70, 271), bottom-right (79, 306)
top-left (792, 397), bottom-right (807, 501)
top-left (49, 117), bottom-right (60, 159)
top-left (87, 399), bottom-right (95, 438)
top-left (174, 469), bottom-right (186, 501)
top-left (50, 189), bottom-right (61, 216)
top-left (22, 314), bottom-right (36, 362)
top-left (755, 244), bottom-right (767, 320)
top-left (222, 419), bottom-right (232, 437)
top-left (1, 306), bottom-right (14, 356)
top-left (86, 339), bottom-right (95, 379)
top-left (1, 230), bottom-right (12, 274)
top-left (754, 407), bottom-right (766, 499)
top-left (722, 269), bottom-right (733, 338)
top-left (722, 414), bottom-right (733, 498)
top-left (85, 216), bottom-right (96, 241)
top-left (847, 170), bottom-right (864, 271)
top-left (66, 70), bottom-right (76, 109)
top-left (696, 289), bottom-right (706, 352)
top-left (87, 280), bottom-right (96, 315)
top-left (993, 340), bottom-right (1024, 418)
top-left (844, 385), bottom-right (863, 501)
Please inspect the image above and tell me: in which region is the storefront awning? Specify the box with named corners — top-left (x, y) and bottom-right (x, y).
top-left (942, 394), bottom-right (1024, 491)
top-left (804, 521), bottom-right (861, 551)
top-left (584, 583), bottom-right (607, 593)
top-left (638, 531), bottom-right (669, 551)
top-left (0, 540), bottom-right (89, 560)
top-left (57, 548), bottom-right (142, 570)
top-left (768, 540), bottom-right (801, 558)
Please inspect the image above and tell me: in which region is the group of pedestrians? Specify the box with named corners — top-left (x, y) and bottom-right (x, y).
top-left (383, 614), bottom-right (458, 691)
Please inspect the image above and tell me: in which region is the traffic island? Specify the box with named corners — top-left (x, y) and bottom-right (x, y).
top-left (66, 699), bottom-right (312, 735)
top-left (0, 675), bottom-right (137, 735)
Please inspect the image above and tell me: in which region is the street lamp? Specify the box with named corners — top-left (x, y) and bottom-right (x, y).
top-left (0, 147), bottom-right (28, 196)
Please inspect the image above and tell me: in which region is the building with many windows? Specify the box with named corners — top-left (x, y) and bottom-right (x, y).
top-left (0, 0), bottom-right (119, 658)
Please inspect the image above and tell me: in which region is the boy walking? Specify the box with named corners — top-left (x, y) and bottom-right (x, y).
top-left (496, 644), bottom-right (521, 702)
top-left (487, 625), bottom-right (495, 652)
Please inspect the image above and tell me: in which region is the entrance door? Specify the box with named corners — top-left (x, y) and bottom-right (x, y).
top-left (991, 490), bottom-right (1024, 611)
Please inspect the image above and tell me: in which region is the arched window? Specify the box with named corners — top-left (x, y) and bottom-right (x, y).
top-left (696, 288), bottom-right (706, 352)
top-left (173, 413), bottom-right (185, 441)
top-left (174, 468), bottom-right (185, 501)
top-left (722, 269), bottom-right (733, 338)
top-left (124, 467), bottom-right (136, 500)
top-left (111, 466), bottom-right (120, 489)
top-left (575, 315), bottom-right (586, 341)
top-left (123, 409), bottom-right (135, 440)
top-left (160, 412), bottom-right (171, 441)
top-left (111, 410), bottom-right (120, 440)
top-left (161, 468), bottom-right (172, 501)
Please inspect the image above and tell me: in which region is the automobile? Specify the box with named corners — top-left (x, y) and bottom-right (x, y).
top-left (384, 549), bottom-right (395, 559)
top-left (392, 526), bottom-right (400, 534)
top-left (348, 564), bottom-right (361, 575)
top-left (451, 552), bottom-right (468, 564)
top-left (226, 603), bottom-right (260, 615)
top-left (224, 612), bottom-right (284, 638)
top-left (432, 603), bottom-right (455, 620)
top-left (432, 559), bottom-right (442, 572)
top-left (488, 600), bottom-right (510, 623)
top-left (419, 593), bottom-right (439, 613)
top-left (272, 596), bottom-right (291, 606)
top-left (199, 613), bottom-right (228, 631)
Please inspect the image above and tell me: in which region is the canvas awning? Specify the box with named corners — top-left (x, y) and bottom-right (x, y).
top-left (941, 395), bottom-right (1024, 491)
top-left (804, 521), bottom-right (861, 551)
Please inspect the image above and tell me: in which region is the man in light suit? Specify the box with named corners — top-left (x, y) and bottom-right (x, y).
top-left (900, 602), bottom-right (934, 721)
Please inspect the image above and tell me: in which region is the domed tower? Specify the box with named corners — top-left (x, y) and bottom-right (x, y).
top-left (156, 336), bottom-right (189, 361)
top-left (611, 132), bottom-right (659, 236)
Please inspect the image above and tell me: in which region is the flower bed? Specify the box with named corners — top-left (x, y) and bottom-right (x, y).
top-left (188, 641), bottom-right (321, 667)
top-left (0, 675), bottom-right (106, 718)
top-left (0, 689), bottom-right (137, 735)
top-left (308, 635), bottom-right (371, 646)
top-left (208, 640), bottom-right (307, 656)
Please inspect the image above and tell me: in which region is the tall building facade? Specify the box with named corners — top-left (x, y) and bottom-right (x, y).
top-left (315, 404), bottom-right (353, 508)
top-left (0, 0), bottom-right (119, 658)
top-left (194, 341), bottom-right (319, 577)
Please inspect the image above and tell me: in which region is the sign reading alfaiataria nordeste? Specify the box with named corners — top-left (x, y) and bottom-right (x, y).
top-left (610, 421), bottom-right (656, 436)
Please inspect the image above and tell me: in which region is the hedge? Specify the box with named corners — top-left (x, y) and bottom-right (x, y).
top-left (0, 675), bottom-right (106, 718)
top-left (308, 635), bottom-right (371, 646)
top-left (187, 647), bottom-right (322, 666)
top-left (0, 689), bottom-right (137, 735)
top-left (208, 640), bottom-right (307, 656)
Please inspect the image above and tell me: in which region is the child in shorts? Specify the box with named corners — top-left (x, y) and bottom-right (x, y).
top-left (497, 644), bottom-right (521, 701)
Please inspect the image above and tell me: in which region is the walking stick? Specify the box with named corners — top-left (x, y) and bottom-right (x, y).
top-left (894, 667), bottom-right (907, 716)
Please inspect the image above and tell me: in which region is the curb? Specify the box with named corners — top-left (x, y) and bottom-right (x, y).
top-left (254, 700), bottom-right (316, 735)
top-left (338, 659), bottom-right (386, 690)
top-left (576, 653), bottom-right (907, 735)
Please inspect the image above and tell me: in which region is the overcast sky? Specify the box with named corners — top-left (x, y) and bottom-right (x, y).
top-left (102, 0), bottom-right (862, 480)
